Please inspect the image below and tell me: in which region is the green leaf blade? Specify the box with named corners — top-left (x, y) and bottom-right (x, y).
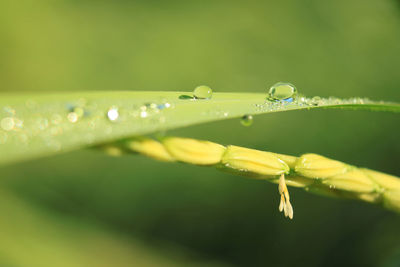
top-left (0, 91), bottom-right (399, 165)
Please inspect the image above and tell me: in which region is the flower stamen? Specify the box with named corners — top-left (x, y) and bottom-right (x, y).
top-left (278, 174), bottom-right (294, 219)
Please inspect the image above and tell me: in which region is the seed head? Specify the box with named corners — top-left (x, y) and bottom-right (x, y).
top-left (322, 170), bottom-right (376, 193)
top-left (221, 146), bottom-right (289, 177)
top-left (162, 137), bottom-right (226, 165)
top-left (295, 153), bottom-right (348, 179)
top-left (127, 137), bottom-right (175, 162)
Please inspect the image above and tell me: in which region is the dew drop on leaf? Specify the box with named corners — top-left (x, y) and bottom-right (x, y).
top-left (67, 112), bottom-right (79, 123)
top-left (107, 107), bottom-right (119, 122)
top-left (240, 115), bottom-right (253, 127)
top-left (73, 107), bottom-right (85, 117)
top-left (268, 82), bottom-right (297, 101)
top-left (193, 85), bottom-right (213, 99)
top-left (311, 96), bottom-right (322, 106)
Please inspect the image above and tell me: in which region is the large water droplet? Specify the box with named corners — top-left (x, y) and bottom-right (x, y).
top-left (268, 82), bottom-right (297, 101)
top-left (193, 85), bottom-right (213, 99)
top-left (240, 115), bottom-right (253, 127)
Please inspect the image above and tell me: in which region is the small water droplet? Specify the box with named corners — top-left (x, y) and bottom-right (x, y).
top-left (268, 82), bottom-right (297, 101)
top-left (14, 118), bottom-right (24, 129)
top-left (67, 112), bottom-right (79, 123)
top-left (193, 85), bottom-right (213, 99)
top-left (73, 107), bottom-right (85, 117)
top-left (157, 102), bottom-right (172, 110)
top-left (1, 117), bottom-right (15, 131)
top-left (107, 107), bottom-right (119, 122)
top-left (311, 96), bottom-right (322, 106)
top-left (149, 103), bottom-right (158, 109)
top-left (240, 115), bottom-right (253, 127)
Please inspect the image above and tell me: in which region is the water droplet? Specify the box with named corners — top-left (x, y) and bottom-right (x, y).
top-left (157, 102), bottom-right (172, 110)
top-left (140, 111), bottom-right (148, 118)
top-left (268, 82), bottom-right (297, 101)
top-left (1, 117), bottom-right (15, 131)
top-left (311, 96), bottom-right (322, 106)
top-left (73, 107), bottom-right (85, 117)
top-left (67, 112), bottom-right (79, 123)
top-left (14, 118), bottom-right (24, 129)
top-left (193, 85), bottom-right (213, 99)
top-left (107, 107), bottom-right (119, 122)
top-left (240, 115), bottom-right (253, 127)
top-left (148, 103), bottom-right (158, 109)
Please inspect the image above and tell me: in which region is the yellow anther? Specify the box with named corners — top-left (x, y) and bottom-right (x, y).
top-left (278, 174), bottom-right (293, 219)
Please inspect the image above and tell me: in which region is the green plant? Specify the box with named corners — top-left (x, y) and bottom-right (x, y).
top-left (1, 89), bottom-right (399, 218)
top-left (116, 136), bottom-right (400, 219)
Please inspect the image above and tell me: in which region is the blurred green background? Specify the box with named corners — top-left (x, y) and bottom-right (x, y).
top-left (1, 0), bottom-right (400, 266)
